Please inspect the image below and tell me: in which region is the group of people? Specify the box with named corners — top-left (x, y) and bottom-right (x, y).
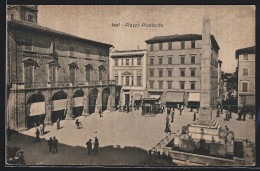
top-left (47, 136), bottom-right (59, 154)
top-left (86, 137), bottom-right (99, 156)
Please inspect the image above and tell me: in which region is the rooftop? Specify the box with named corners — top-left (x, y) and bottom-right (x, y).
top-left (111, 49), bottom-right (146, 58)
top-left (145, 34), bottom-right (220, 52)
top-left (235, 46), bottom-right (255, 59)
top-left (8, 20), bottom-right (113, 48)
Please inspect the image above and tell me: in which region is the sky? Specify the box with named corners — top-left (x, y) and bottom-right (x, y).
top-left (38, 5), bottom-right (255, 73)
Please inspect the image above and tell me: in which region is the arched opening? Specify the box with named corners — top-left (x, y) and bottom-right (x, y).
top-left (51, 90), bottom-right (67, 123)
top-left (26, 93), bottom-right (46, 129)
top-left (89, 88), bottom-right (98, 114)
top-left (102, 87), bottom-right (110, 111)
top-left (72, 89), bottom-right (84, 118)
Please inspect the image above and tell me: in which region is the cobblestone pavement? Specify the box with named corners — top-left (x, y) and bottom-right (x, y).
top-left (7, 108), bottom-right (255, 165)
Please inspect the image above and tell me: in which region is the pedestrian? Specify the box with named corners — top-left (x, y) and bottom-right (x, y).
top-left (243, 110), bottom-right (246, 121)
top-left (7, 126), bottom-right (11, 141)
top-left (225, 125), bottom-right (229, 133)
top-left (39, 123), bottom-right (44, 136)
top-left (35, 128), bottom-right (40, 142)
top-left (99, 109), bottom-right (103, 117)
top-left (75, 118), bottom-right (81, 129)
top-left (93, 137), bottom-right (99, 155)
top-left (171, 108), bottom-right (175, 123)
top-left (42, 123), bottom-right (45, 135)
top-left (56, 118), bottom-right (60, 130)
top-left (164, 114), bottom-right (171, 133)
top-left (47, 137), bottom-right (53, 153)
top-left (193, 111), bottom-right (197, 121)
top-left (216, 109), bottom-right (220, 117)
top-left (179, 105), bottom-right (183, 115)
top-left (86, 139), bottom-right (92, 155)
top-left (167, 107), bottom-right (171, 115)
top-left (52, 136), bottom-right (58, 154)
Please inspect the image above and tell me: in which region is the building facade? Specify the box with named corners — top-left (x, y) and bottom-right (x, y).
top-left (145, 33), bottom-right (220, 107)
top-left (236, 46), bottom-right (255, 109)
top-left (7, 5), bottom-right (120, 131)
top-left (109, 50), bottom-right (147, 106)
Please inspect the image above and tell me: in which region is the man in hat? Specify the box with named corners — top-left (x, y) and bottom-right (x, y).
top-left (52, 136), bottom-right (58, 154)
top-left (93, 137), bottom-right (99, 156)
top-left (47, 137), bottom-right (53, 153)
top-left (86, 139), bottom-right (92, 155)
top-left (34, 128), bottom-right (40, 142)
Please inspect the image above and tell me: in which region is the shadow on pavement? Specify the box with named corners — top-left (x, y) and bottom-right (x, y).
top-left (6, 133), bottom-right (175, 166)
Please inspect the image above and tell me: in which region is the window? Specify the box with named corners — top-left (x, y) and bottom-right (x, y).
top-left (149, 81), bottom-right (154, 89)
top-left (86, 67), bottom-right (91, 83)
top-left (25, 65), bottom-right (34, 88)
top-left (126, 59), bottom-right (129, 66)
top-left (114, 76), bottom-right (118, 84)
top-left (180, 81), bottom-right (185, 89)
top-left (99, 65), bottom-right (105, 81)
top-left (168, 69), bottom-right (172, 77)
top-left (167, 81), bottom-right (172, 89)
top-left (190, 69), bottom-right (196, 77)
top-left (121, 59), bottom-right (124, 65)
top-left (180, 69), bottom-right (185, 77)
top-left (121, 76), bottom-right (124, 85)
top-left (137, 76), bottom-right (142, 86)
top-left (243, 54), bottom-right (248, 60)
top-left (150, 44), bottom-right (154, 51)
top-left (191, 56), bottom-right (195, 64)
top-left (190, 82), bottom-right (195, 90)
top-left (242, 82), bottom-right (248, 92)
top-left (159, 43), bottom-right (163, 50)
top-left (181, 56), bottom-right (185, 64)
top-left (131, 76), bottom-right (134, 85)
top-left (168, 42), bottom-right (172, 50)
top-left (70, 46), bottom-right (74, 57)
top-left (137, 58), bottom-right (142, 65)
top-left (181, 41), bottom-right (185, 49)
top-left (150, 57), bottom-right (154, 65)
top-left (150, 69), bottom-right (154, 77)
top-left (159, 81), bottom-right (163, 89)
top-left (70, 67), bottom-right (76, 84)
top-left (86, 49), bottom-right (90, 57)
top-left (131, 59), bottom-right (134, 65)
top-left (49, 65), bottom-right (57, 86)
top-left (11, 14), bottom-right (14, 20)
top-left (28, 14), bottom-right (33, 22)
top-left (126, 76), bottom-right (130, 86)
top-left (191, 41), bottom-right (196, 48)
top-left (159, 69), bottom-right (163, 77)
top-left (115, 59), bottom-right (118, 66)
top-left (159, 57), bottom-right (163, 65)
top-left (243, 68), bottom-right (248, 76)
top-left (168, 57), bottom-right (172, 64)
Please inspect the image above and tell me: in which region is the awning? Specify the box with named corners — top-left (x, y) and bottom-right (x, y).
top-left (166, 92), bottom-right (184, 103)
top-left (188, 93), bottom-right (200, 102)
top-left (133, 95), bottom-right (142, 101)
top-left (150, 95), bottom-right (161, 99)
top-left (27, 102), bottom-right (46, 116)
top-left (73, 97), bottom-right (84, 107)
top-left (52, 99), bottom-right (67, 111)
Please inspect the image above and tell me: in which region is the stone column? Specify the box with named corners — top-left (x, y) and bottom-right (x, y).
top-left (107, 86), bottom-right (115, 111)
top-left (197, 13), bottom-right (212, 126)
top-left (82, 88), bottom-right (89, 116)
top-left (44, 90), bottom-right (52, 124)
top-left (94, 87), bottom-right (103, 114)
top-left (66, 89), bottom-right (73, 119)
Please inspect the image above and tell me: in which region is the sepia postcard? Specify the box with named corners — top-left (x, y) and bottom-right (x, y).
top-left (6, 5), bottom-right (255, 166)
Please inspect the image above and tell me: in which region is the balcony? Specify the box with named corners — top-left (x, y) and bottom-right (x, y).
top-left (10, 80), bottom-right (116, 90)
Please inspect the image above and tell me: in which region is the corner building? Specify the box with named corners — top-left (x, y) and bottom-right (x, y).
top-left (235, 46), bottom-right (255, 111)
top-left (145, 34), bottom-right (220, 107)
top-left (7, 5), bottom-right (120, 131)
top-left (109, 50), bottom-right (147, 106)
